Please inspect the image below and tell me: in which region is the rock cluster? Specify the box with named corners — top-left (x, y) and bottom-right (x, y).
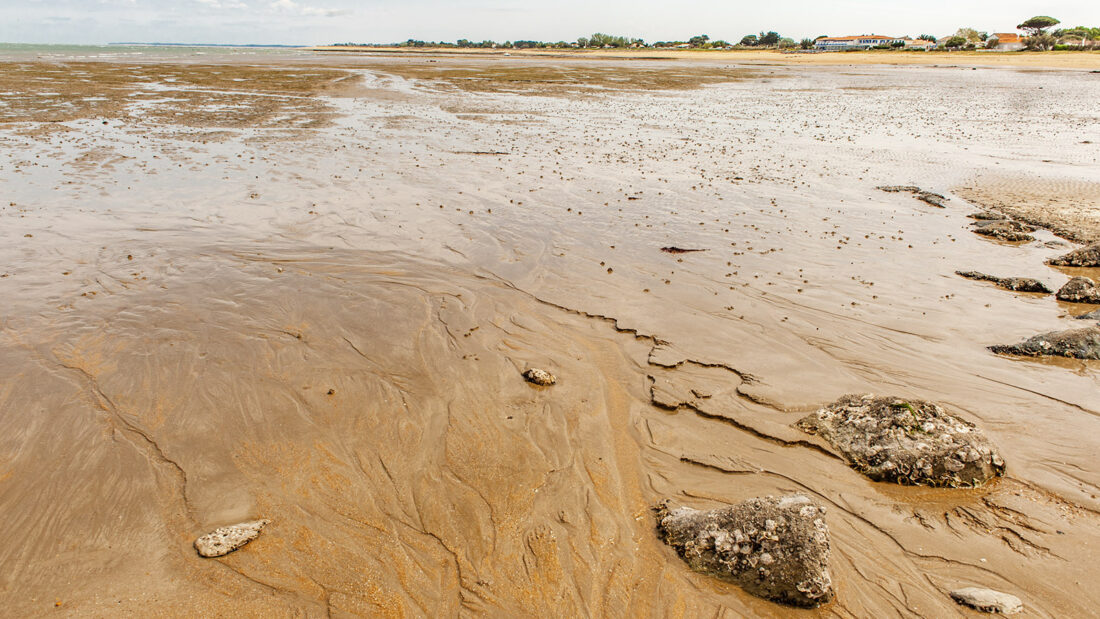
top-left (1047, 243), bottom-right (1100, 267)
top-left (656, 495), bottom-right (834, 607)
top-left (194, 519), bottom-right (270, 558)
top-left (950, 587), bottom-right (1023, 614)
top-left (1056, 277), bottom-right (1100, 304)
top-left (796, 395), bottom-right (1005, 487)
top-left (970, 220), bottom-right (1036, 242)
top-left (955, 271), bottom-right (1052, 294)
top-left (877, 185), bottom-right (946, 208)
top-left (967, 211), bottom-right (1004, 221)
top-left (989, 326), bottom-right (1100, 360)
top-left (522, 368), bottom-right (557, 386)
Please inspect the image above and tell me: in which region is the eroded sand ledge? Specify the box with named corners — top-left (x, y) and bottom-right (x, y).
top-left (0, 52), bottom-right (1098, 616)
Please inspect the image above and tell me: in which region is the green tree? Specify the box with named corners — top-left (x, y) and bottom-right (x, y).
top-left (1017, 16), bottom-right (1060, 36)
top-left (758, 31), bottom-right (780, 46)
top-left (740, 34), bottom-right (758, 46)
top-left (800, 38), bottom-right (815, 49)
top-left (917, 34), bottom-right (937, 42)
top-left (943, 36), bottom-right (967, 49)
top-left (955, 27), bottom-right (983, 43)
top-left (688, 34), bottom-right (710, 47)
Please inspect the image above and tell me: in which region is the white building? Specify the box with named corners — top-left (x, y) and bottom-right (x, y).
top-left (815, 35), bottom-right (906, 51)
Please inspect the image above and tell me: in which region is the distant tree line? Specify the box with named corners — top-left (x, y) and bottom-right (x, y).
top-left (330, 18), bottom-right (1099, 52)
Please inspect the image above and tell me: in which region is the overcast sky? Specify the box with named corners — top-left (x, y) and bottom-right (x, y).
top-left (3, 0), bottom-right (1097, 46)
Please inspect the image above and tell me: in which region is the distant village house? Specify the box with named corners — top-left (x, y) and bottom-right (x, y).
top-left (988, 33), bottom-right (1024, 51)
top-left (814, 35), bottom-right (906, 50)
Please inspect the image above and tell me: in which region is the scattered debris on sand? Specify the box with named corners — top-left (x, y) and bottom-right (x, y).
top-left (877, 185), bottom-right (947, 208)
top-left (194, 519), bottom-right (270, 558)
top-left (990, 326), bottom-right (1100, 360)
top-left (1048, 244), bottom-right (1100, 267)
top-left (955, 271), bottom-right (1052, 294)
top-left (1056, 277), bottom-right (1100, 304)
top-left (661, 246), bottom-right (707, 254)
top-left (796, 395), bottom-right (1005, 487)
top-left (522, 367), bottom-right (557, 386)
top-left (655, 495), bottom-right (834, 608)
top-left (950, 587), bottom-right (1024, 615)
top-left (971, 220), bottom-right (1037, 242)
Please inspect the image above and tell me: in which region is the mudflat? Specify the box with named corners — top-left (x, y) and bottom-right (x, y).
top-left (1, 50), bottom-right (1099, 616)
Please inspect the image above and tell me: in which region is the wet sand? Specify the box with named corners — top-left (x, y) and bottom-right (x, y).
top-left (1, 52), bottom-right (1099, 616)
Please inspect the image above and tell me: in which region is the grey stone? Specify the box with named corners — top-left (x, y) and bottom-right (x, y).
top-left (194, 519), bottom-right (270, 558)
top-left (971, 220), bottom-right (1036, 242)
top-left (955, 271), bottom-right (1052, 294)
top-left (522, 368), bottom-right (556, 386)
top-left (990, 326), bottom-right (1100, 360)
top-left (656, 495), bottom-right (834, 607)
top-left (796, 395), bottom-right (1005, 487)
top-left (950, 587), bottom-right (1023, 614)
top-left (1048, 244), bottom-right (1100, 267)
top-left (1056, 277), bottom-right (1100, 304)
top-left (1076, 309), bottom-right (1100, 320)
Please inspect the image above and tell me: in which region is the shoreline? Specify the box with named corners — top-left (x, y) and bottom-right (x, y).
top-left (309, 46), bottom-right (1100, 69)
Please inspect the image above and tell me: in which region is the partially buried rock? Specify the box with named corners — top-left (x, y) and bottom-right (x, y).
top-left (989, 326), bottom-right (1100, 360)
top-left (194, 519), bottom-right (270, 558)
top-left (656, 495), bottom-right (833, 607)
top-left (955, 271), bottom-right (1052, 294)
top-left (971, 220), bottom-right (1036, 242)
top-left (1047, 243), bottom-right (1100, 267)
top-left (950, 587), bottom-right (1023, 614)
top-left (1056, 277), bottom-right (1100, 304)
top-left (877, 185), bottom-right (946, 208)
top-left (1076, 308), bottom-right (1100, 321)
top-left (522, 368), bottom-right (556, 386)
top-left (968, 211), bottom-right (1005, 221)
top-left (796, 395), bottom-right (1005, 487)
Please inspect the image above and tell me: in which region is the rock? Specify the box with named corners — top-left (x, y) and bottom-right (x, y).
top-left (656, 495), bottom-right (833, 607)
top-left (971, 220), bottom-right (1036, 242)
top-left (796, 395), bottom-right (1005, 487)
top-left (950, 587), bottom-right (1023, 614)
top-left (1076, 309), bottom-right (1100, 320)
top-left (968, 211), bottom-right (1005, 221)
top-left (877, 185), bottom-right (946, 208)
top-left (1056, 277), bottom-right (1100, 304)
top-left (989, 326), bottom-right (1100, 360)
top-left (522, 368), bottom-right (556, 386)
top-left (194, 519), bottom-right (270, 558)
top-left (1048, 244), bottom-right (1100, 267)
top-left (955, 271), bottom-right (1052, 294)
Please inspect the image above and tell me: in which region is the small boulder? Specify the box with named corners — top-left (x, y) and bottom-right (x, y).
top-left (1048, 244), bottom-right (1100, 267)
top-left (656, 495), bottom-right (834, 607)
top-left (796, 395), bottom-right (1005, 487)
top-left (1056, 277), bottom-right (1100, 304)
top-left (1076, 309), bottom-right (1100, 321)
top-left (971, 220), bottom-right (1036, 242)
top-left (522, 368), bottom-right (556, 386)
top-left (194, 519), bottom-right (270, 558)
top-left (950, 587), bottom-right (1023, 614)
top-left (989, 326), bottom-right (1100, 360)
top-left (955, 271), bottom-right (1052, 294)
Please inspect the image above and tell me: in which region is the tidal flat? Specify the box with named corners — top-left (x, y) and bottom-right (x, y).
top-left (1, 50), bottom-right (1099, 616)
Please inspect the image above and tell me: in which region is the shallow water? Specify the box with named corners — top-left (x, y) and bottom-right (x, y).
top-left (1, 54), bottom-right (1099, 616)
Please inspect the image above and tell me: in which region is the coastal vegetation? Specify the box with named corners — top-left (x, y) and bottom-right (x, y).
top-left (330, 16), bottom-right (1100, 53)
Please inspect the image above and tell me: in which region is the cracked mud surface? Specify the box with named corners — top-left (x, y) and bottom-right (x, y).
top-left (1, 50), bottom-right (1099, 616)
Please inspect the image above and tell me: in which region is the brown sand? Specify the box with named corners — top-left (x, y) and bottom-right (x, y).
top-left (1, 53), bottom-right (1099, 616)
top-left (956, 175), bottom-right (1100, 244)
